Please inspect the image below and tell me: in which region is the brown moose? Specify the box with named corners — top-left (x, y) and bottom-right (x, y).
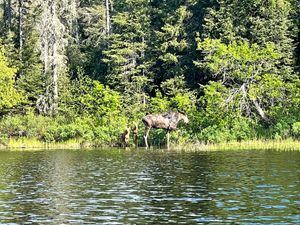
top-left (120, 127), bottom-right (130, 147)
top-left (142, 111), bottom-right (189, 149)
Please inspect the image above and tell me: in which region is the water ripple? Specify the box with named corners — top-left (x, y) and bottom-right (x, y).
top-left (0, 149), bottom-right (299, 224)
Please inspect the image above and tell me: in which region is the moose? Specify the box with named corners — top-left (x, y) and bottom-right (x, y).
top-left (142, 111), bottom-right (189, 149)
top-left (119, 127), bottom-right (130, 147)
top-left (119, 123), bottom-right (138, 148)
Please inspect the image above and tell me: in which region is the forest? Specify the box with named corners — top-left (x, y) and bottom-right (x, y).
top-left (0, 0), bottom-right (299, 147)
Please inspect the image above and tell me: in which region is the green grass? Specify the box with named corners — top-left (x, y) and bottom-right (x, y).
top-left (0, 138), bottom-right (94, 150)
top-left (1, 137), bottom-right (299, 151)
top-left (171, 139), bottom-right (300, 151)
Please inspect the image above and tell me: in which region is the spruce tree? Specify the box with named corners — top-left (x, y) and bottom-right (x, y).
top-left (203, 0), bottom-right (295, 70)
top-left (103, 0), bottom-right (152, 118)
top-left (78, 1), bottom-right (107, 80)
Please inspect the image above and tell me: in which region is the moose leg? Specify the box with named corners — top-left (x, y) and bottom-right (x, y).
top-left (134, 134), bottom-right (138, 148)
top-left (166, 131), bottom-right (170, 150)
top-left (144, 126), bottom-right (151, 148)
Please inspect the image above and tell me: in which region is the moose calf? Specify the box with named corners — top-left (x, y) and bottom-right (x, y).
top-left (120, 127), bottom-right (130, 147)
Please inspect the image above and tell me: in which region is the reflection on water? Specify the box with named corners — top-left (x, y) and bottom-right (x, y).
top-left (0, 149), bottom-right (299, 224)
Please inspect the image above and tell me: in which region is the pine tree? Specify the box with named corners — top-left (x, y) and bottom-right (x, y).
top-left (292, 0), bottom-right (300, 71)
top-left (15, 1), bottom-right (43, 107)
top-left (78, 0), bottom-right (107, 80)
top-left (203, 0), bottom-right (295, 69)
top-left (150, 1), bottom-right (202, 98)
top-left (155, 5), bottom-right (191, 81)
top-left (103, 0), bottom-right (152, 118)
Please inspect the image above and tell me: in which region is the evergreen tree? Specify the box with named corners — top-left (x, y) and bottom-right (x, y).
top-left (203, 0), bottom-right (295, 72)
top-left (78, 0), bottom-right (107, 80)
top-left (103, 0), bottom-right (152, 118)
top-left (35, 0), bottom-right (79, 116)
top-left (15, 1), bottom-right (44, 108)
top-left (292, 0), bottom-right (300, 71)
top-left (16, 27), bottom-right (43, 106)
top-left (151, 2), bottom-right (191, 91)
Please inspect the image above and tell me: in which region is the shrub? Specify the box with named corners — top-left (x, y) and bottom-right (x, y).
top-left (292, 122), bottom-right (300, 138)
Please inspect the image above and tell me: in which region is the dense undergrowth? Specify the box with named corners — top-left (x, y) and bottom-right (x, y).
top-left (0, 109), bottom-right (299, 149)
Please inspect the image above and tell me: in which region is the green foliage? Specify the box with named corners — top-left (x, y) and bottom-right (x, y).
top-left (154, 4), bottom-right (191, 82)
top-left (103, 0), bottom-right (152, 90)
top-left (159, 75), bottom-right (197, 112)
top-left (78, 3), bottom-right (107, 79)
top-left (0, 113), bottom-right (128, 146)
top-left (292, 122), bottom-right (300, 138)
top-left (148, 92), bottom-right (170, 113)
top-left (79, 80), bottom-right (121, 117)
top-left (199, 117), bottom-right (256, 143)
top-left (161, 75), bottom-right (188, 96)
top-left (16, 29), bottom-right (44, 105)
top-left (0, 112), bottom-right (52, 139)
top-left (196, 38), bottom-right (293, 123)
top-left (0, 32), bottom-right (20, 67)
top-left (0, 0), bottom-right (299, 146)
top-left (170, 93), bottom-right (196, 112)
top-left (0, 45), bottom-right (23, 111)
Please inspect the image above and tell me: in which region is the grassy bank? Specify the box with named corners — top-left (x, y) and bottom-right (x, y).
top-left (0, 138), bottom-right (94, 150)
top-left (171, 139), bottom-right (300, 151)
top-left (1, 138), bottom-right (300, 151)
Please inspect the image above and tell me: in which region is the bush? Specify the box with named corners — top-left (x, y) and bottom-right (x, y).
top-left (41, 123), bottom-right (82, 142)
top-left (0, 112), bottom-right (129, 145)
top-left (292, 122), bottom-right (300, 138)
top-left (0, 113), bottom-right (52, 138)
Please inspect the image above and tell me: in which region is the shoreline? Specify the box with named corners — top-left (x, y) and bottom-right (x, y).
top-left (1, 138), bottom-right (299, 151)
top-left (172, 139), bottom-right (300, 151)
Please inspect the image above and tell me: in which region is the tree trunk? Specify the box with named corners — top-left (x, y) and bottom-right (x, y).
top-left (4, 0), bottom-right (12, 31)
top-left (166, 131), bottom-right (170, 150)
top-left (141, 35), bottom-right (146, 106)
top-left (50, 1), bottom-right (58, 116)
top-left (18, 0), bottom-right (23, 49)
top-left (252, 100), bottom-right (270, 124)
top-left (52, 41), bottom-right (58, 116)
top-left (105, 0), bottom-right (111, 36)
top-left (18, 0), bottom-right (23, 66)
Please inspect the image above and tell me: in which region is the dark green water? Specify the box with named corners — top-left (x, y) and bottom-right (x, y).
top-left (0, 149), bottom-right (299, 224)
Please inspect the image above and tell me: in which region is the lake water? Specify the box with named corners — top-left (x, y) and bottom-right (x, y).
top-left (0, 149), bottom-right (299, 224)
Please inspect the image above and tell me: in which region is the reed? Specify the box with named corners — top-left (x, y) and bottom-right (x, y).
top-left (0, 138), bottom-right (94, 150)
top-left (171, 139), bottom-right (300, 151)
top-left (1, 138), bottom-right (299, 151)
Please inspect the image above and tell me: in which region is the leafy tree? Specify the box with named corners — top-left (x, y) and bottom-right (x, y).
top-left (0, 44), bottom-right (23, 112)
top-left (196, 38), bottom-right (291, 124)
top-left (79, 80), bottom-right (121, 118)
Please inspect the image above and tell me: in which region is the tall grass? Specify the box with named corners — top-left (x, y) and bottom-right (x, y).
top-left (1, 137), bottom-right (299, 151)
top-left (171, 139), bottom-right (300, 151)
top-left (0, 138), bottom-right (94, 150)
